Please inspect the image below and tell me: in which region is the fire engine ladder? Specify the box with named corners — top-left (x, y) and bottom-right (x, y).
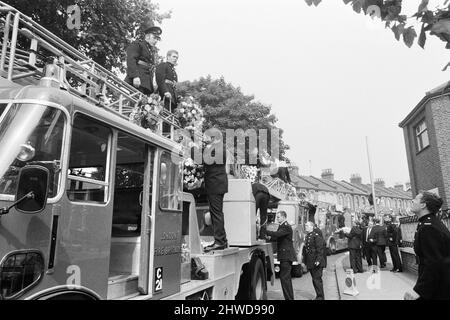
top-left (0, 1), bottom-right (185, 141)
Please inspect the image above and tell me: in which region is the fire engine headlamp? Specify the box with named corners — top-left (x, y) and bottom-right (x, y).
top-left (16, 142), bottom-right (36, 162)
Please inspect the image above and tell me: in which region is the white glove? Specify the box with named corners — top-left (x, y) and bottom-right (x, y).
top-left (133, 77), bottom-right (141, 88)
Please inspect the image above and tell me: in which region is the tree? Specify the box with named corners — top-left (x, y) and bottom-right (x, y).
top-left (4, 0), bottom-right (170, 71)
top-left (305, 0), bottom-right (450, 54)
top-left (177, 76), bottom-right (290, 162)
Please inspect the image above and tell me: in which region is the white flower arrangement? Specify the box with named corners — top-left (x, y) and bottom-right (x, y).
top-left (174, 96), bottom-right (205, 133)
top-left (129, 94), bottom-right (163, 132)
top-left (287, 185), bottom-right (297, 198)
top-left (240, 165), bottom-right (258, 182)
top-left (183, 157), bottom-right (204, 190)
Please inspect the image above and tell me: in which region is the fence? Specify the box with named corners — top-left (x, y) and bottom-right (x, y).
top-left (399, 211), bottom-right (450, 274)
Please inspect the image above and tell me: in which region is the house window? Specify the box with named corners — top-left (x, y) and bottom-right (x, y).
top-left (415, 120), bottom-right (429, 152)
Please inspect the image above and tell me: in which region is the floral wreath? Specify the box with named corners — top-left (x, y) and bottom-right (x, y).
top-left (129, 94), bottom-right (163, 132)
top-left (240, 165), bottom-right (258, 183)
top-left (183, 157), bottom-right (204, 191)
top-left (174, 96), bottom-right (205, 133)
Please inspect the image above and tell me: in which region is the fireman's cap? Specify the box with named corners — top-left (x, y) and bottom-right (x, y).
top-left (141, 19), bottom-right (162, 37)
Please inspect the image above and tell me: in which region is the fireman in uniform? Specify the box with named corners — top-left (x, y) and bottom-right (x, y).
top-left (303, 221), bottom-right (326, 300)
top-left (156, 50), bottom-right (179, 112)
top-left (125, 19), bottom-right (161, 94)
top-left (265, 210), bottom-right (296, 300)
top-left (404, 191), bottom-right (450, 300)
top-left (385, 214), bottom-right (403, 272)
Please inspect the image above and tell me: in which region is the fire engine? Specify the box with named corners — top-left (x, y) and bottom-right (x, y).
top-left (0, 2), bottom-right (276, 300)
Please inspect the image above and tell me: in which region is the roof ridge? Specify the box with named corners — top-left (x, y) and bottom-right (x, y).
top-left (306, 176), bottom-right (338, 192)
top-left (340, 181), bottom-right (370, 194)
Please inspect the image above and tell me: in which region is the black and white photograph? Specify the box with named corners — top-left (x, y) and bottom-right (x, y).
top-left (0, 0), bottom-right (450, 310)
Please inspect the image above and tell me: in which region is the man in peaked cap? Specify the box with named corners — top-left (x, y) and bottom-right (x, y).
top-left (404, 191), bottom-right (450, 300)
top-left (265, 211), bottom-right (296, 300)
top-left (125, 18), bottom-right (162, 94)
top-left (303, 221), bottom-right (326, 300)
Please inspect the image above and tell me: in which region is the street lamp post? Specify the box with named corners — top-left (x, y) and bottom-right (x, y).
top-left (366, 136), bottom-right (378, 218)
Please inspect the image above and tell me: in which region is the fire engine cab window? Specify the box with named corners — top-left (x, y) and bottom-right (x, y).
top-left (67, 115), bottom-right (111, 204)
top-left (159, 152), bottom-right (181, 210)
top-left (0, 104), bottom-right (65, 199)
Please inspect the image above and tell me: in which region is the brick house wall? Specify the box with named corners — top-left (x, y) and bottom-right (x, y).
top-left (431, 96), bottom-right (450, 208)
top-left (400, 91), bottom-right (450, 275)
top-left (401, 95), bottom-right (450, 209)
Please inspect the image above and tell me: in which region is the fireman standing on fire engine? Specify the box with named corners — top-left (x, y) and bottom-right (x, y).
top-left (156, 50), bottom-right (179, 112)
top-left (125, 18), bottom-right (161, 94)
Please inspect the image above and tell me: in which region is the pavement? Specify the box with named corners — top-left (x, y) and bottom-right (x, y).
top-left (267, 253), bottom-right (342, 300)
top-left (334, 250), bottom-right (417, 300)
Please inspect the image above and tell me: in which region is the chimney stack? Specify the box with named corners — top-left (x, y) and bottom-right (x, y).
top-left (394, 183), bottom-right (404, 192)
top-left (350, 174), bottom-right (362, 184)
top-left (374, 178), bottom-right (385, 188)
top-left (321, 169), bottom-right (334, 180)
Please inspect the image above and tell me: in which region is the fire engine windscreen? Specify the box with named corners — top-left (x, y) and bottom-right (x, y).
top-left (0, 104), bottom-right (64, 198)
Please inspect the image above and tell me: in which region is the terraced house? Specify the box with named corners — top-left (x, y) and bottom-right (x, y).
top-left (288, 168), bottom-right (413, 216)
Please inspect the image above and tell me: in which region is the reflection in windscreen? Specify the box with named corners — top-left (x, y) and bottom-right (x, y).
top-left (0, 104), bottom-right (64, 198)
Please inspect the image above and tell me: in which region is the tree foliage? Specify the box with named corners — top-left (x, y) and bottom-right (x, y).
top-left (305, 0), bottom-right (450, 52)
top-left (177, 76), bottom-right (290, 161)
top-left (4, 0), bottom-right (170, 71)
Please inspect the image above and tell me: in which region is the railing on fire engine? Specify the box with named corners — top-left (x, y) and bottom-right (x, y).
top-left (0, 1), bottom-right (185, 141)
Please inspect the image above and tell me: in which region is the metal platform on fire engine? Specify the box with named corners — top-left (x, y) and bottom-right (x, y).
top-left (0, 1), bottom-right (184, 140)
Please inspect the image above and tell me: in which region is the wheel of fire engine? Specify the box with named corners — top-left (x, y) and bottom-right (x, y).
top-left (37, 291), bottom-right (99, 300)
top-left (236, 257), bottom-right (267, 300)
top-left (329, 239), bottom-right (337, 255)
top-left (250, 258), bottom-right (267, 300)
top-left (236, 264), bottom-right (250, 299)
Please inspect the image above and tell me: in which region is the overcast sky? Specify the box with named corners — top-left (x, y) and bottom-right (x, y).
top-left (154, 0), bottom-right (450, 187)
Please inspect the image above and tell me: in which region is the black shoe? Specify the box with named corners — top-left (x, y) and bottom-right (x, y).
top-left (396, 269), bottom-right (403, 273)
top-left (390, 269), bottom-right (396, 272)
top-left (204, 242), bottom-right (228, 252)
